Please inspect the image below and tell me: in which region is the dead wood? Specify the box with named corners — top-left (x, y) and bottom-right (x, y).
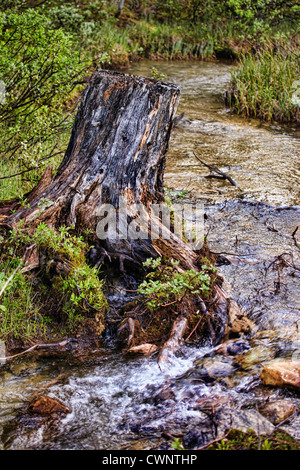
top-left (0, 339), bottom-right (73, 361)
top-left (158, 316), bottom-right (188, 363)
top-left (0, 69), bottom-right (254, 359)
top-left (193, 151), bottom-right (241, 190)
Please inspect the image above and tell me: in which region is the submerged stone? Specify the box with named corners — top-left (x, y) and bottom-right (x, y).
top-left (214, 338), bottom-right (251, 356)
top-left (236, 346), bottom-right (275, 371)
top-left (259, 400), bottom-right (295, 425)
top-left (27, 396), bottom-right (71, 416)
top-left (193, 356), bottom-right (237, 382)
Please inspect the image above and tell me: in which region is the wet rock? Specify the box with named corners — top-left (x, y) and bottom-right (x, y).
top-left (236, 346), bottom-right (275, 371)
top-left (143, 384), bottom-right (176, 405)
top-left (215, 254), bottom-right (232, 266)
top-left (228, 307), bottom-right (257, 337)
top-left (261, 361), bottom-right (300, 390)
top-left (193, 356), bottom-right (237, 382)
top-left (259, 400), bottom-right (295, 425)
top-left (182, 408), bottom-right (275, 449)
top-left (152, 386), bottom-right (176, 404)
top-left (217, 408), bottom-right (275, 437)
top-left (182, 429), bottom-right (213, 449)
top-left (26, 396), bottom-right (71, 416)
top-left (126, 343), bottom-right (158, 356)
top-left (229, 372), bottom-right (261, 392)
top-left (220, 279), bottom-right (257, 338)
top-left (192, 392), bottom-right (232, 413)
top-left (254, 327), bottom-right (300, 344)
top-left (214, 338), bottom-right (251, 356)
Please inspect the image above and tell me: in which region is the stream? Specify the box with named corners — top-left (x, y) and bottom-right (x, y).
top-left (0, 60), bottom-right (299, 450)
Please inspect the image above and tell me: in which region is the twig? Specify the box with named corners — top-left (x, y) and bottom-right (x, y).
top-left (160, 298), bottom-right (181, 308)
top-left (0, 340), bottom-right (71, 361)
top-left (292, 226), bottom-right (300, 251)
top-left (193, 151), bottom-right (242, 190)
top-left (185, 310), bottom-right (206, 342)
top-left (185, 296), bottom-right (217, 342)
top-left (0, 344), bottom-right (39, 361)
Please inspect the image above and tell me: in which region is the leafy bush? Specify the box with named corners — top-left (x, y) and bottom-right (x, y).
top-left (0, 9), bottom-right (88, 176)
top-left (138, 257), bottom-right (215, 310)
top-left (0, 258), bottom-right (48, 342)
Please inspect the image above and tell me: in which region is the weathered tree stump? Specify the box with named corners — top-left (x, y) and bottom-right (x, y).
top-left (0, 69), bottom-right (255, 358)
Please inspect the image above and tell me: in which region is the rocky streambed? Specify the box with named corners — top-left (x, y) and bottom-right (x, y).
top-left (0, 60), bottom-right (299, 450)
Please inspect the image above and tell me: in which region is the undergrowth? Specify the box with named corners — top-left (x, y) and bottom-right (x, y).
top-left (138, 257), bottom-right (215, 310)
top-left (0, 222), bottom-right (108, 345)
top-left (207, 429), bottom-right (300, 451)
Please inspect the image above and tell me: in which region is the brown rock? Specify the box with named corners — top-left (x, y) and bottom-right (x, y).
top-left (259, 400), bottom-right (295, 425)
top-left (261, 361), bottom-right (300, 390)
top-left (221, 280), bottom-right (257, 338)
top-left (27, 396), bottom-right (71, 416)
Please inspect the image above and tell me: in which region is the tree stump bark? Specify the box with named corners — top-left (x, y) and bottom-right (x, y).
top-left (0, 69), bottom-right (255, 357)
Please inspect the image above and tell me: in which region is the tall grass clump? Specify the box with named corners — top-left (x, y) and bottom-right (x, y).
top-left (228, 46), bottom-right (300, 124)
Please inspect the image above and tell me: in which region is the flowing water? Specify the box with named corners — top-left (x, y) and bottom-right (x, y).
top-left (0, 60), bottom-right (299, 450)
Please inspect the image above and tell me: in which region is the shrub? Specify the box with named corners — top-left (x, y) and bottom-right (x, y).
top-left (138, 257), bottom-right (215, 310)
top-left (0, 9), bottom-right (88, 174)
top-left (0, 223), bottom-right (108, 342)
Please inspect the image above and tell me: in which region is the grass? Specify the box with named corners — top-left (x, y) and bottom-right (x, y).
top-left (0, 128), bottom-right (71, 202)
top-left (92, 18), bottom-right (256, 64)
top-left (0, 160), bottom-right (25, 201)
top-left (207, 429), bottom-right (300, 451)
top-left (228, 45), bottom-right (300, 124)
top-left (0, 223), bottom-right (108, 345)
top-left (0, 258), bottom-right (48, 344)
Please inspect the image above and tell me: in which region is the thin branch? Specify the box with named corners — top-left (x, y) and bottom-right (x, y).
top-left (193, 151), bottom-right (242, 190)
top-left (0, 339), bottom-right (71, 361)
top-left (0, 344), bottom-right (39, 361)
